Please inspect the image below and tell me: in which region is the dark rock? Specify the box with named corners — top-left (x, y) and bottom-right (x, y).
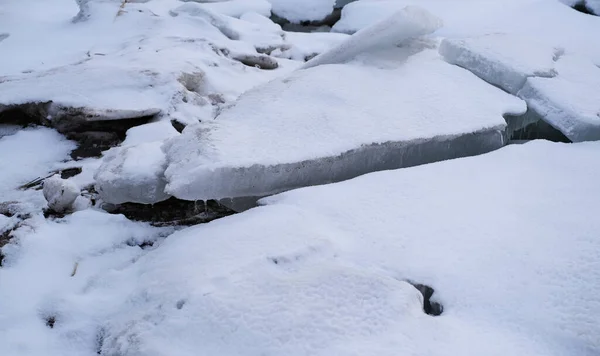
top-left (0, 103), bottom-right (157, 159)
top-left (101, 197), bottom-right (236, 226)
top-left (45, 316), bottom-right (56, 329)
top-left (407, 281), bottom-right (444, 316)
top-left (271, 8), bottom-right (342, 31)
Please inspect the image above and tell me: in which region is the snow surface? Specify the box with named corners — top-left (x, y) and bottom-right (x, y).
top-left (518, 54), bottom-right (600, 142)
top-left (164, 49), bottom-right (524, 201)
top-left (0, 127), bottom-right (76, 211)
top-left (439, 34), bottom-right (560, 94)
top-left (2, 141), bottom-right (599, 356)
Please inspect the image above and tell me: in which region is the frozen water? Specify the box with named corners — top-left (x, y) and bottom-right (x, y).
top-left (164, 50), bottom-right (524, 201)
top-left (302, 6), bottom-right (442, 69)
top-left (518, 55), bottom-right (600, 142)
top-left (95, 141), bottom-right (172, 205)
top-left (439, 34), bottom-right (560, 94)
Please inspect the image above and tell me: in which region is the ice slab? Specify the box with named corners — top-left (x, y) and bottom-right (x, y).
top-left (518, 55), bottom-right (600, 142)
top-left (302, 6), bottom-right (441, 69)
top-left (333, 0), bottom-right (600, 65)
top-left (439, 34), bottom-right (560, 95)
top-left (95, 141), bottom-right (171, 205)
top-left (164, 50), bottom-right (524, 201)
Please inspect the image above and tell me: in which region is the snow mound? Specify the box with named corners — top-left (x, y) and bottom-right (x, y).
top-left (303, 5), bottom-right (442, 69)
top-left (518, 55), bottom-right (600, 142)
top-left (439, 34), bottom-right (560, 95)
top-left (43, 175), bottom-right (80, 213)
top-left (95, 141), bottom-right (171, 205)
top-left (163, 49), bottom-right (524, 201)
top-left (267, 0), bottom-right (336, 23)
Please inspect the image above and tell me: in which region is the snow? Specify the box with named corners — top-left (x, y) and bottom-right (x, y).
top-left (439, 34), bottom-right (560, 94)
top-left (268, 0), bottom-right (336, 23)
top-left (43, 175), bottom-right (81, 213)
top-left (164, 49), bottom-right (524, 201)
top-left (333, 0), bottom-right (600, 65)
top-left (3, 141), bottom-right (599, 356)
top-left (518, 55), bottom-right (600, 142)
top-left (0, 127), bottom-right (75, 197)
top-left (302, 6), bottom-right (442, 69)
top-left (1, 0), bottom-right (600, 355)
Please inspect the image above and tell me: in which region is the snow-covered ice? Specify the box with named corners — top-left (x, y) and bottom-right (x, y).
top-left (164, 49), bottom-right (524, 201)
top-left (2, 141), bottom-right (600, 356)
top-left (95, 142), bottom-right (171, 205)
top-left (439, 34), bottom-right (560, 95)
top-left (518, 55), bottom-right (600, 142)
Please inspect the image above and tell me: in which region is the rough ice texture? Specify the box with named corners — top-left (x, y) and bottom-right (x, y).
top-left (42, 175), bottom-right (80, 213)
top-left (267, 0), bottom-right (336, 23)
top-left (518, 55), bottom-right (600, 142)
top-left (95, 141), bottom-right (172, 204)
top-left (199, 0), bottom-right (272, 18)
top-left (164, 50), bottom-right (525, 201)
top-left (302, 6), bottom-right (442, 69)
top-left (3, 141), bottom-right (599, 355)
top-left (439, 34), bottom-right (560, 94)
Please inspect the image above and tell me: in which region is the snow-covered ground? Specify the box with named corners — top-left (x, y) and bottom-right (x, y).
top-left (1, 0), bottom-right (599, 355)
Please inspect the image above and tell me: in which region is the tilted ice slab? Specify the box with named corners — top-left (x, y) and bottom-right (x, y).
top-left (164, 49), bottom-right (525, 201)
top-left (518, 55), bottom-right (600, 142)
top-left (302, 5), bottom-right (442, 69)
top-left (439, 34), bottom-right (560, 95)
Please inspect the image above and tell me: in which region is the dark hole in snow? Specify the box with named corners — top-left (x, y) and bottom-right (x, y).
top-left (572, 1), bottom-right (596, 15)
top-left (171, 119), bottom-right (186, 133)
top-left (95, 327), bottom-right (106, 355)
top-left (505, 109), bottom-right (571, 143)
top-left (101, 197), bottom-right (236, 226)
top-left (176, 299), bottom-right (186, 310)
top-left (45, 316), bottom-right (56, 329)
top-left (60, 167), bottom-right (83, 179)
top-left (407, 281), bottom-right (444, 316)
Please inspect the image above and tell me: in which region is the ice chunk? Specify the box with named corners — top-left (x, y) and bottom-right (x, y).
top-left (267, 0), bottom-right (336, 23)
top-left (518, 55), bottom-right (600, 142)
top-left (95, 142), bottom-right (171, 205)
top-left (439, 34), bottom-right (560, 95)
top-left (164, 50), bottom-right (524, 201)
top-left (43, 175), bottom-right (80, 213)
top-left (302, 6), bottom-right (442, 69)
